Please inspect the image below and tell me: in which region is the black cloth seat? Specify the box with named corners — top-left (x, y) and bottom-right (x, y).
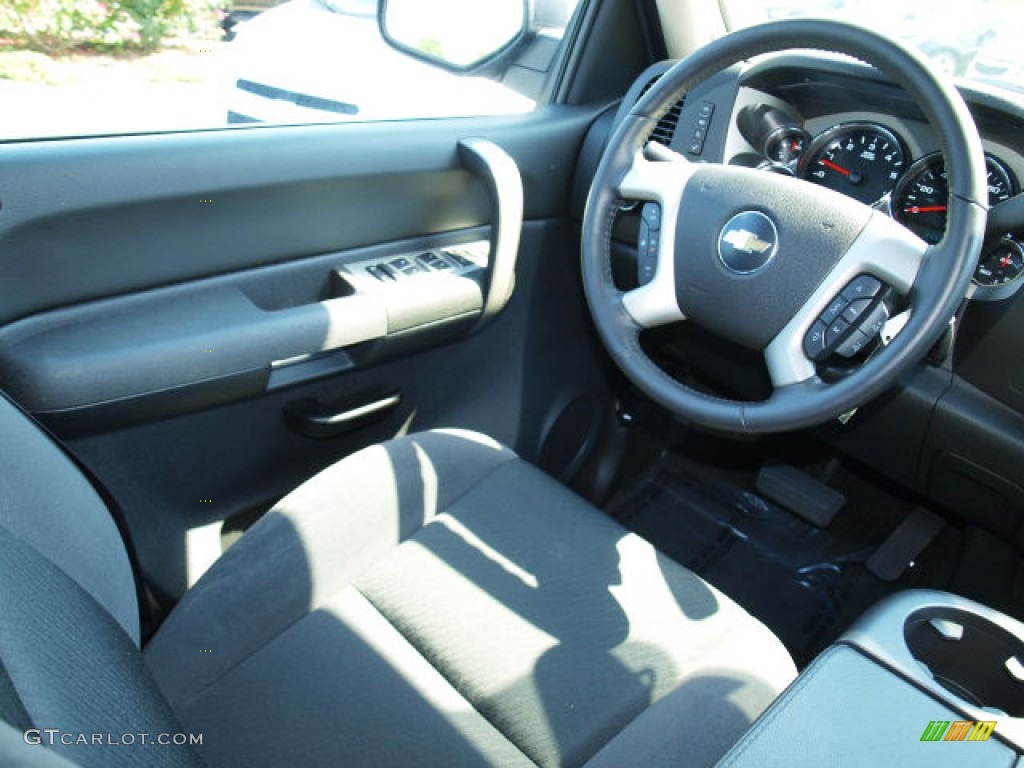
top-left (0, 397), bottom-right (795, 767)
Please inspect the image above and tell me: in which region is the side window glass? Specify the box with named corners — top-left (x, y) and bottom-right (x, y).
top-left (0, 0), bottom-right (582, 140)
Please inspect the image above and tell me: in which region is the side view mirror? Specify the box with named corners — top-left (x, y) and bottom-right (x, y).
top-left (378, 0), bottom-right (528, 72)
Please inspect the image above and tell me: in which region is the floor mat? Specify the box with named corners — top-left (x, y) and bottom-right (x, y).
top-left (606, 452), bottom-right (959, 667)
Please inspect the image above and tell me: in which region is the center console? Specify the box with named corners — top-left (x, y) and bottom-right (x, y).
top-left (718, 590), bottom-right (1024, 767)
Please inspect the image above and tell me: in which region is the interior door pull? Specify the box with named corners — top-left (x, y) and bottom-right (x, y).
top-left (457, 138), bottom-right (523, 329)
top-left (284, 393), bottom-right (401, 438)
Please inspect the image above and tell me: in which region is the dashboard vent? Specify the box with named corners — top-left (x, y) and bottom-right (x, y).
top-left (638, 75), bottom-right (684, 147)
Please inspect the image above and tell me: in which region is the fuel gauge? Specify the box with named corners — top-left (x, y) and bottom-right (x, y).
top-left (765, 128), bottom-right (809, 164)
top-left (975, 237), bottom-right (1024, 287)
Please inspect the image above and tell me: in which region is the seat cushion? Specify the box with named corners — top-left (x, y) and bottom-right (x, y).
top-left (145, 430), bottom-right (796, 767)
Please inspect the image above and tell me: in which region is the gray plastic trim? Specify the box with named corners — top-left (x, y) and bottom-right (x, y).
top-left (457, 139), bottom-right (523, 327)
top-left (618, 147), bottom-right (694, 327)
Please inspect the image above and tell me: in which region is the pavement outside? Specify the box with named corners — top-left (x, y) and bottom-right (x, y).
top-left (0, 42), bottom-right (232, 140)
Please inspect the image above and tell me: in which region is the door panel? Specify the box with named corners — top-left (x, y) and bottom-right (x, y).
top-left (0, 107), bottom-right (594, 323)
top-left (0, 107), bottom-right (614, 599)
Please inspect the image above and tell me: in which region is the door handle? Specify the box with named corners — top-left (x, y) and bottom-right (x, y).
top-left (284, 393), bottom-right (401, 439)
top-left (458, 138), bottom-right (523, 329)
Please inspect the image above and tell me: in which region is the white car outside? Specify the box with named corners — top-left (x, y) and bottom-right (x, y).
top-left (226, 0), bottom-right (540, 125)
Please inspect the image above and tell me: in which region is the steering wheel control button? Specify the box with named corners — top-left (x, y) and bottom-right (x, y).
top-left (841, 274), bottom-right (883, 301)
top-left (637, 217), bottom-right (659, 286)
top-left (820, 295), bottom-right (850, 324)
top-left (858, 302), bottom-right (890, 338)
top-left (642, 202), bottom-right (661, 231)
top-left (825, 317), bottom-right (851, 347)
top-left (841, 297), bottom-right (873, 324)
top-left (803, 322), bottom-right (829, 360)
top-left (836, 329), bottom-right (873, 358)
top-left (717, 211), bottom-right (779, 274)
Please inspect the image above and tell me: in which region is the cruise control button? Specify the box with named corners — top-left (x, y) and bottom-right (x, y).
top-left (841, 297), bottom-right (873, 324)
top-left (803, 321), bottom-right (828, 361)
top-left (821, 295), bottom-right (849, 324)
top-left (841, 275), bottom-right (883, 301)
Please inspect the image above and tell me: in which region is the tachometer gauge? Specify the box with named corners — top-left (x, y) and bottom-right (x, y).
top-left (801, 123), bottom-right (906, 205)
top-left (974, 237), bottom-right (1024, 287)
top-left (892, 153), bottom-right (1016, 244)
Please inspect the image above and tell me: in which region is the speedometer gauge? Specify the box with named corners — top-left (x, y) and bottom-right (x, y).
top-left (801, 123), bottom-right (906, 205)
top-left (892, 153), bottom-right (1016, 243)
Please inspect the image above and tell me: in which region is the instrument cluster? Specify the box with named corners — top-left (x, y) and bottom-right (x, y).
top-left (736, 105), bottom-right (1022, 294)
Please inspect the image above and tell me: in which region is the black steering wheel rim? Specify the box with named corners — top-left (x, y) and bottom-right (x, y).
top-left (581, 19), bottom-right (989, 434)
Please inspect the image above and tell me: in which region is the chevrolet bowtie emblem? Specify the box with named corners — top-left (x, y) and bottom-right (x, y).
top-left (722, 229), bottom-right (772, 254)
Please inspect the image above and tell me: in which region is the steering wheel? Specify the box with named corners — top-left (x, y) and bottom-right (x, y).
top-left (581, 19), bottom-right (988, 433)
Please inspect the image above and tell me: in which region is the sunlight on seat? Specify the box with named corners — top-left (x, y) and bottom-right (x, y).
top-left (186, 519), bottom-right (224, 587)
top-left (435, 514), bottom-right (540, 589)
top-left (433, 428), bottom-right (505, 451)
top-left (413, 441), bottom-right (440, 523)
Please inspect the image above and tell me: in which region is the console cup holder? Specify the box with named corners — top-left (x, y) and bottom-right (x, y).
top-left (842, 590), bottom-right (1024, 750)
top-left (905, 607), bottom-right (1024, 716)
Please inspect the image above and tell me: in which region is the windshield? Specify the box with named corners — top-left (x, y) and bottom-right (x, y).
top-left (724, 0), bottom-right (1024, 94)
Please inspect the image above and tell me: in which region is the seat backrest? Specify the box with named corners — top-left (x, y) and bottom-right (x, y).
top-left (0, 396), bottom-right (138, 642)
top-left (0, 397), bottom-right (203, 767)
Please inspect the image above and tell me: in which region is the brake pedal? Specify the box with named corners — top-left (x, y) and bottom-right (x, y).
top-left (756, 464), bottom-right (845, 528)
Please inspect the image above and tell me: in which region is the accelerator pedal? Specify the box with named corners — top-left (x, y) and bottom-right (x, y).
top-left (866, 507), bottom-right (945, 581)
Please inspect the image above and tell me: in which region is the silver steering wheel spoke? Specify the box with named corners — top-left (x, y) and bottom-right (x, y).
top-left (764, 210), bottom-right (929, 388)
top-left (618, 148), bottom-right (696, 329)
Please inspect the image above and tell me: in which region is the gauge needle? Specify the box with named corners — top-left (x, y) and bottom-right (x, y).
top-left (820, 159), bottom-right (850, 176)
top-left (904, 205), bottom-right (947, 214)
